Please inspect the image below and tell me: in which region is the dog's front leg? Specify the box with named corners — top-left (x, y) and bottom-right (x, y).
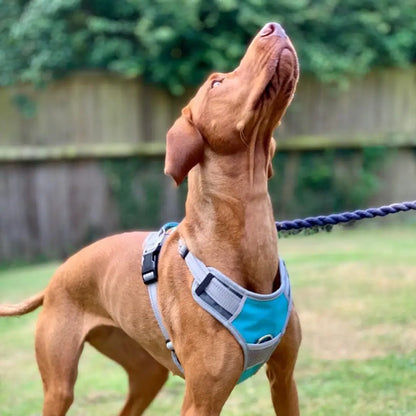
top-left (266, 308), bottom-right (302, 416)
top-left (180, 370), bottom-right (237, 416)
top-left (177, 336), bottom-right (242, 416)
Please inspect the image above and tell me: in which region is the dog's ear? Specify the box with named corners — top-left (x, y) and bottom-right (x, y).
top-left (267, 137), bottom-right (277, 179)
top-left (164, 107), bottom-right (204, 186)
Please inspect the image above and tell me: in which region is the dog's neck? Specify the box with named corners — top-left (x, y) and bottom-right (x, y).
top-left (180, 147), bottom-right (279, 294)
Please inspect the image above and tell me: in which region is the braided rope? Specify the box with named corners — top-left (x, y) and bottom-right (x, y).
top-left (276, 200), bottom-right (416, 235)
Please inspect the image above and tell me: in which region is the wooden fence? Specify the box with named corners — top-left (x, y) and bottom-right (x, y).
top-left (1, 68), bottom-right (415, 262)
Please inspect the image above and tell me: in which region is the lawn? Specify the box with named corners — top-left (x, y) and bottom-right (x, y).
top-left (0, 224), bottom-right (415, 415)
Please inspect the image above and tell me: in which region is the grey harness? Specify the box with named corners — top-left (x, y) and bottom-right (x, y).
top-left (141, 224), bottom-right (292, 382)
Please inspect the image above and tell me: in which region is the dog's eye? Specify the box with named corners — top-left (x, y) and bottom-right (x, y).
top-left (211, 80), bottom-right (223, 89)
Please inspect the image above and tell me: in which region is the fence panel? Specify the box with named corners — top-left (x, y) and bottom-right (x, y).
top-left (0, 69), bottom-right (415, 261)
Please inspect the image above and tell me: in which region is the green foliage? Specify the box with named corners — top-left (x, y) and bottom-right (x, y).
top-left (101, 148), bottom-right (388, 233)
top-left (102, 158), bottom-right (163, 229)
top-left (0, 0), bottom-right (415, 93)
top-left (102, 157), bottom-right (186, 230)
top-left (269, 147), bottom-right (388, 219)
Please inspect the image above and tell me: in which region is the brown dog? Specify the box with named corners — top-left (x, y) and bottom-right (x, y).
top-left (0, 23), bottom-right (301, 415)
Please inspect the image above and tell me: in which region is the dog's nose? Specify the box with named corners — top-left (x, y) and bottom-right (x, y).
top-left (260, 22), bottom-right (287, 38)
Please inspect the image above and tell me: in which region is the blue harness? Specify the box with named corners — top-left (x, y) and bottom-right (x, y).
top-left (141, 224), bottom-right (292, 383)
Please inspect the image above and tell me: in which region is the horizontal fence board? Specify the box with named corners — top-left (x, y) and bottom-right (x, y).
top-left (1, 134), bottom-right (415, 161)
top-left (0, 143), bottom-right (167, 161)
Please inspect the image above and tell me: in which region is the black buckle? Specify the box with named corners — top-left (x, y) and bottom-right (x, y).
top-left (195, 273), bottom-right (215, 296)
top-left (142, 238), bottom-right (163, 286)
top-left (141, 252), bottom-right (157, 284)
top-left (142, 224), bottom-right (177, 285)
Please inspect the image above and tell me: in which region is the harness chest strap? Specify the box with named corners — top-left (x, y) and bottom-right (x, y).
top-left (179, 240), bottom-right (292, 382)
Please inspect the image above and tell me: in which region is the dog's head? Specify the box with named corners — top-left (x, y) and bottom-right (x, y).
top-left (165, 22), bottom-right (299, 185)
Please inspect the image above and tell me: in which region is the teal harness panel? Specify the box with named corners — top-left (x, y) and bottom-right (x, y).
top-left (234, 291), bottom-right (291, 382)
top-left (231, 294), bottom-right (290, 382)
top-left (142, 225), bottom-right (292, 384)
top-left (232, 293), bottom-right (290, 344)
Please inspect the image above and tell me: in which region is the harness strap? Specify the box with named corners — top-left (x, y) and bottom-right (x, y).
top-left (142, 228), bottom-right (184, 374)
top-left (179, 240), bottom-right (242, 317)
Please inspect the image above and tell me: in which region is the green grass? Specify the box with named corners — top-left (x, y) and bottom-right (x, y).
top-left (0, 225), bottom-right (415, 415)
